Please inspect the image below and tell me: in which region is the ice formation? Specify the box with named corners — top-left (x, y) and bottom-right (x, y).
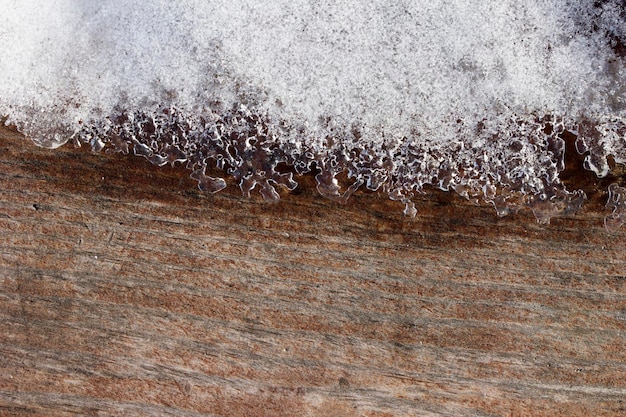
top-left (0, 0), bottom-right (624, 228)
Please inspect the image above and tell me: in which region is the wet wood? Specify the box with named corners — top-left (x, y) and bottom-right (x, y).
top-left (0, 124), bottom-right (625, 417)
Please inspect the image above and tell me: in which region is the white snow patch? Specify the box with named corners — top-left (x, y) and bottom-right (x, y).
top-left (0, 0), bottom-right (624, 223)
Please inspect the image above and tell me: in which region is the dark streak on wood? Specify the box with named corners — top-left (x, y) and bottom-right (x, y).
top-left (1, 125), bottom-right (625, 416)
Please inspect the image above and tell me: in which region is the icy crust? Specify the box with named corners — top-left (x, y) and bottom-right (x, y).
top-left (4, 92), bottom-right (625, 227)
top-left (51, 103), bottom-right (597, 224)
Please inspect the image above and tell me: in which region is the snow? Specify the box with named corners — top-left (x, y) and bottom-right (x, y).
top-left (0, 0), bottom-right (624, 222)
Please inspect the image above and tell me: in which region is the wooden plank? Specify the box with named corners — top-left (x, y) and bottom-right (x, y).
top-left (0, 124), bottom-right (625, 416)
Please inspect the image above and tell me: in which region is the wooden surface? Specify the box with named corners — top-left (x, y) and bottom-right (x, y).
top-left (1, 124), bottom-right (625, 416)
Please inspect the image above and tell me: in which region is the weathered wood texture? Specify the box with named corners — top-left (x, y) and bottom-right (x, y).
top-left (1, 124), bottom-right (625, 417)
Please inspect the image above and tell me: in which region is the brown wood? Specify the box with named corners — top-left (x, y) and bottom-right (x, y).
top-left (1, 124), bottom-right (625, 416)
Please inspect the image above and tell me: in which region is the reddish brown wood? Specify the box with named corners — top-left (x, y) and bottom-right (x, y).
top-left (0, 124), bottom-right (625, 416)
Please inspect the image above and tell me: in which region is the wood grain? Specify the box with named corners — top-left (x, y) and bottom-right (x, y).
top-left (1, 124), bottom-right (625, 416)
